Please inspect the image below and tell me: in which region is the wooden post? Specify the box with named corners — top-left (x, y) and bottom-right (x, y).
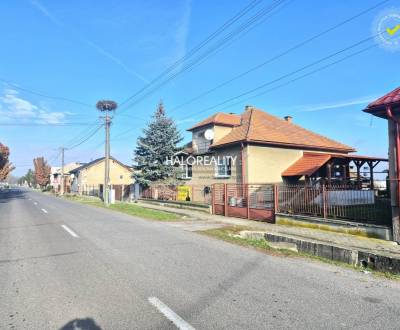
top-left (326, 162), bottom-right (332, 186)
top-left (246, 184), bottom-right (250, 219)
top-left (322, 184), bottom-right (327, 219)
top-left (274, 184), bottom-right (278, 214)
top-left (342, 164), bottom-right (347, 185)
top-left (368, 161), bottom-right (374, 190)
top-left (211, 184), bottom-right (215, 215)
top-left (224, 183), bottom-right (228, 216)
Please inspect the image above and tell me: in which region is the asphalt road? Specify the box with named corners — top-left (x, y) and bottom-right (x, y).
top-left (1, 188), bottom-right (400, 330)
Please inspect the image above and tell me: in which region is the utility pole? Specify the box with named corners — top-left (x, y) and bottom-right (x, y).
top-left (60, 146), bottom-right (65, 195)
top-left (96, 100), bottom-right (117, 206)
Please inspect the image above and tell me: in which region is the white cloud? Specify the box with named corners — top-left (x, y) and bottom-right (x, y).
top-left (176, 118), bottom-right (195, 125)
top-left (294, 95), bottom-right (381, 113)
top-left (173, 0), bottom-right (192, 65)
top-left (0, 88), bottom-right (66, 124)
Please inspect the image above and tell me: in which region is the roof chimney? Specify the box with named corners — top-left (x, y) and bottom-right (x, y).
top-left (284, 115), bottom-right (292, 123)
top-left (245, 105), bottom-right (254, 111)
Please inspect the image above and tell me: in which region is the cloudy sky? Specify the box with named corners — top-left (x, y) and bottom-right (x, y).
top-left (0, 0), bottom-right (398, 175)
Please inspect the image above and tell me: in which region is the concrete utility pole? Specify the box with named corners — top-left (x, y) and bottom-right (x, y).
top-left (60, 146), bottom-right (65, 195)
top-left (96, 100), bottom-right (118, 206)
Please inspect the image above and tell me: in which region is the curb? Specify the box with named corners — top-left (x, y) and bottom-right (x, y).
top-left (263, 232), bottom-right (400, 274)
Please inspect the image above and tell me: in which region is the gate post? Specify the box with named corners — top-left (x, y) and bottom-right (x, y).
top-left (274, 184), bottom-right (279, 213)
top-left (224, 183), bottom-right (228, 216)
top-left (246, 184), bottom-right (250, 219)
top-left (211, 184), bottom-right (215, 215)
top-left (322, 184), bottom-right (327, 218)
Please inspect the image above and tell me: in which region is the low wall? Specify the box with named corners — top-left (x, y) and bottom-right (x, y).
top-left (276, 213), bottom-right (392, 241)
top-left (139, 198), bottom-right (211, 214)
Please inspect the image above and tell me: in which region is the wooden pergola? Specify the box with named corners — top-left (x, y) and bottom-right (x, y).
top-left (282, 152), bottom-right (387, 187)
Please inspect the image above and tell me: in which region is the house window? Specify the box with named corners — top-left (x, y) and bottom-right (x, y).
top-left (179, 164), bottom-right (192, 179)
top-left (120, 175), bottom-right (123, 179)
top-left (215, 157), bottom-right (232, 178)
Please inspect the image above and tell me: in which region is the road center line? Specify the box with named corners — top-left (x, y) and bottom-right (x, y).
top-left (148, 297), bottom-right (195, 330)
top-left (41, 208), bottom-right (48, 214)
top-left (61, 225), bottom-right (79, 238)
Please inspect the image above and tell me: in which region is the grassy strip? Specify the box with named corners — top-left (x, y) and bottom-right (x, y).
top-left (198, 225), bottom-right (400, 280)
top-left (64, 195), bottom-right (184, 221)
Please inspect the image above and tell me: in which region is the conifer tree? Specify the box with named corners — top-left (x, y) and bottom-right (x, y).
top-left (134, 102), bottom-right (182, 186)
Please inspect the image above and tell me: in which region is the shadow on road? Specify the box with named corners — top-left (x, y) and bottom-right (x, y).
top-left (59, 318), bottom-right (102, 330)
top-left (0, 189), bottom-right (27, 203)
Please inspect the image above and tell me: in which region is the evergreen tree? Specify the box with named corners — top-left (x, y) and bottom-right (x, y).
top-left (134, 102), bottom-right (182, 186)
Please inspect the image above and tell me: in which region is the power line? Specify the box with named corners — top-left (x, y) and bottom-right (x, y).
top-left (172, 0), bottom-right (294, 80)
top-left (66, 124), bottom-right (104, 150)
top-left (117, 0), bottom-right (289, 115)
top-left (176, 34), bottom-right (377, 122)
top-left (0, 122), bottom-right (95, 126)
top-left (0, 78), bottom-right (92, 107)
top-left (63, 120), bottom-right (101, 146)
top-left (168, 0), bottom-right (389, 114)
top-left (118, 0), bottom-right (265, 108)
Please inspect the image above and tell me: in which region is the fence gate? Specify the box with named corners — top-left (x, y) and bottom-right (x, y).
top-left (212, 183), bottom-right (275, 222)
top-left (212, 183), bottom-right (225, 215)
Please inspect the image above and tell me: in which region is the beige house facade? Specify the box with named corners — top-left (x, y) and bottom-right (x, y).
top-left (177, 106), bottom-right (358, 188)
top-left (70, 157), bottom-right (133, 195)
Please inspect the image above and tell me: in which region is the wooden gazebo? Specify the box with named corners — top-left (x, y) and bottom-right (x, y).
top-left (282, 152), bottom-right (387, 188)
top-left (363, 86), bottom-right (400, 243)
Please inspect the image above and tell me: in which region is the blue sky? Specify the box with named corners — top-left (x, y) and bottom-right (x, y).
top-left (0, 0), bottom-right (398, 176)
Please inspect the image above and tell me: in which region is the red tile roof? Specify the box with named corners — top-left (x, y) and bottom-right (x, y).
top-left (211, 107), bottom-right (355, 153)
top-left (282, 153), bottom-right (331, 177)
top-left (368, 87), bottom-right (400, 108)
top-left (282, 152), bottom-right (387, 177)
top-left (282, 152), bottom-right (388, 176)
top-left (187, 112), bottom-right (241, 131)
top-left (363, 87), bottom-right (400, 118)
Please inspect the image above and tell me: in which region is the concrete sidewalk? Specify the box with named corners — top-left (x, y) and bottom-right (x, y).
top-left (135, 200), bottom-right (400, 259)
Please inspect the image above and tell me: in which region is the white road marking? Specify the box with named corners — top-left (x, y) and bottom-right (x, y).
top-left (61, 225), bottom-right (79, 238)
top-left (34, 202), bottom-right (37, 205)
top-left (41, 208), bottom-right (48, 214)
top-left (29, 198), bottom-right (32, 200)
top-left (148, 297), bottom-right (195, 330)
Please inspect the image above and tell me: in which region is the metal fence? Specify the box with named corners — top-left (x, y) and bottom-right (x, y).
top-left (277, 184), bottom-right (391, 226)
top-left (212, 183), bottom-right (275, 222)
top-left (140, 184), bottom-right (212, 205)
top-left (81, 185), bottom-right (100, 197)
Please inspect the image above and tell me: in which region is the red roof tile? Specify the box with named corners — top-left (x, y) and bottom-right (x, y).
top-left (363, 87), bottom-right (400, 118)
top-left (187, 112), bottom-right (241, 131)
top-left (282, 153), bottom-right (331, 176)
top-left (282, 152), bottom-right (387, 177)
top-left (367, 87), bottom-right (400, 108)
top-left (211, 107), bottom-right (355, 153)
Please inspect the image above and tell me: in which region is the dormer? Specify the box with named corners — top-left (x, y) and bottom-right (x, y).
top-left (187, 113), bottom-right (241, 154)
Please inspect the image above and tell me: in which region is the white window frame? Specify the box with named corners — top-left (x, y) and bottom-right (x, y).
top-left (179, 164), bottom-right (192, 180)
top-left (215, 158), bottom-right (231, 178)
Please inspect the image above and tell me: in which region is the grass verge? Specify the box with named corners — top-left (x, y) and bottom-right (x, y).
top-left (198, 225), bottom-right (400, 280)
top-left (64, 195), bottom-right (184, 221)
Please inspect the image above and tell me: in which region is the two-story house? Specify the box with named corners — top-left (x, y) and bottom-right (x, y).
top-left (178, 106), bottom-right (384, 189)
